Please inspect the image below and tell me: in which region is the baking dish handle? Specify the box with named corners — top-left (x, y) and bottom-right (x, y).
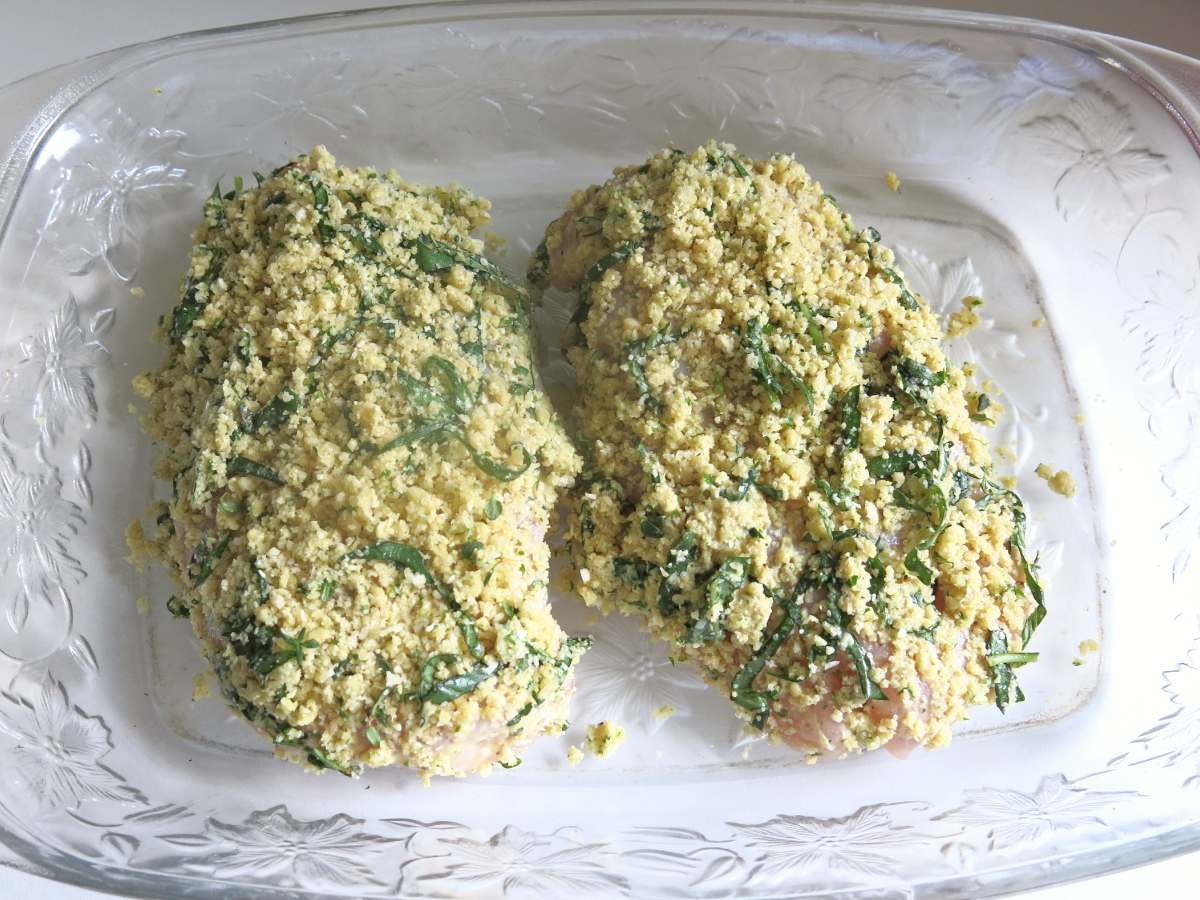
top-left (0, 50), bottom-right (125, 236)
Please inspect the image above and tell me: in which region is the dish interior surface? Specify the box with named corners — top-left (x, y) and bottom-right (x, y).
top-left (0, 4), bottom-right (1197, 897)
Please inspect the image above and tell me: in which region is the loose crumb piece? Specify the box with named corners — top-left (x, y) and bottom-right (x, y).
top-left (1035, 463), bottom-right (1077, 497)
top-left (566, 745), bottom-right (585, 766)
top-left (135, 595), bottom-right (150, 616)
top-left (1078, 639), bottom-right (1100, 655)
top-left (1031, 317), bottom-right (1045, 328)
top-left (192, 672), bottom-right (211, 700)
top-left (1074, 413), bottom-right (1086, 424)
top-left (585, 721), bottom-right (627, 758)
top-left (947, 296), bottom-right (983, 337)
top-left (152, 86), bottom-right (163, 95)
top-left (1072, 659), bottom-right (1084, 667)
top-left (654, 705), bottom-right (675, 721)
top-left (885, 170), bottom-right (901, 192)
top-left (1000, 475), bottom-right (1018, 489)
top-left (996, 445), bottom-right (1017, 463)
top-left (130, 285), bottom-right (145, 298)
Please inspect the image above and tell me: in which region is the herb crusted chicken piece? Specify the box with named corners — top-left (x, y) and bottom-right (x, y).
top-left (130, 147), bottom-right (585, 778)
top-left (535, 143), bottom-right (1044, 759)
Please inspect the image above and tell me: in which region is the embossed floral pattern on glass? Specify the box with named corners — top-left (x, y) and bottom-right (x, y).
top-left (0, 296), bottom-right (111, 447)
top-left (0, 447), bottom-right (85, 635)
top-left (0, 678), bottom-right (144, 809)
top-left (39, 110), bottom-right (189, 281)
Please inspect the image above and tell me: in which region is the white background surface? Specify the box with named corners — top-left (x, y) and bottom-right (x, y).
top-left (1, 1), bottom-right (1196, 898)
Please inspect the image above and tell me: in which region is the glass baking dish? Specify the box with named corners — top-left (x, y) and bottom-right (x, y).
top-left (0, 1), bottom-right (1198, 896)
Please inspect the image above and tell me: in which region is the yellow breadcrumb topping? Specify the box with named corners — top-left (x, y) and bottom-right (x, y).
top-left (885, 170), bottom-right (902, 193)
top-left (1035, 463), bottom-right (1077, 497)
top-left (533, 142), bottom-right (1043, 758)
top-left (585, 720), bottom-right (627, 758)
top-left (131, 147), bottom-right (584, 778)
top-left (566, 744), bottom-right (585, 766)
top-left (947, 296), bottom-right (983, 337)
top-left (192, 671), bottom-right (211, 700)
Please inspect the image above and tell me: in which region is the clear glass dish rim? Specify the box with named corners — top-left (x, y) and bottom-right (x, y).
top-left (0, 2), bottom-right (1197, 897)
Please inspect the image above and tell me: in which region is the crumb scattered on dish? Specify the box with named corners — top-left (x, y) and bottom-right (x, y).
top-left (885, 170), bottom-right (901, 192)
top-left (654, 705), bottom-right (675, 721)
top-left (586, 721), bottom-right (627, 758)
top-left (947, 296), bottom-right (983, 337)
top-left (1035, 463), bottom-right (1076, 497)
top-left (192, 672), bottom-right (211, 700)
top-left (566, 744), bottom-right (585, 766)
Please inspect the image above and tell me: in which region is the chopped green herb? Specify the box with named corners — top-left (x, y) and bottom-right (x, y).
top-left (416, 655), bottom-right (497, 705)
top-left (573, 239), bottom-right (645, 328)
top-left (253, 628), bottom-right (319, 676)
top-left (306, 746), bottom-right (356, 776)
top-left (657, 530), bottom-right (698, 617)
top-left (641, 512), bottom-right (666, 538)
top-left (245, 388), bottom-right (301, 434)
top-left (614, 557), bottom-right (653, 587)
top-left (731, 588), bottom-right (804, 727)
top-left (986, 629), bottom-right (1031, 712)
top-left (686, 556), bottom-right (750, 643)
top-left (894, 356), bottom-right (947, 407)
top-left (410, 234), bottom-right (524, 297)
top-left (624, 330), bottom-right (676, 410)
top-left (227, 455), bottom-right (284, 485)
top-left (794, 301), bottom-right (831, 354)
top-left (881, 268), bottom-right (918, 310)
top-left (190, 533), bottom-right (233, 587)
top-left (743, 317), bottom-right (812, 409)
top-left (485, 498), bottom-right (503, 521)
